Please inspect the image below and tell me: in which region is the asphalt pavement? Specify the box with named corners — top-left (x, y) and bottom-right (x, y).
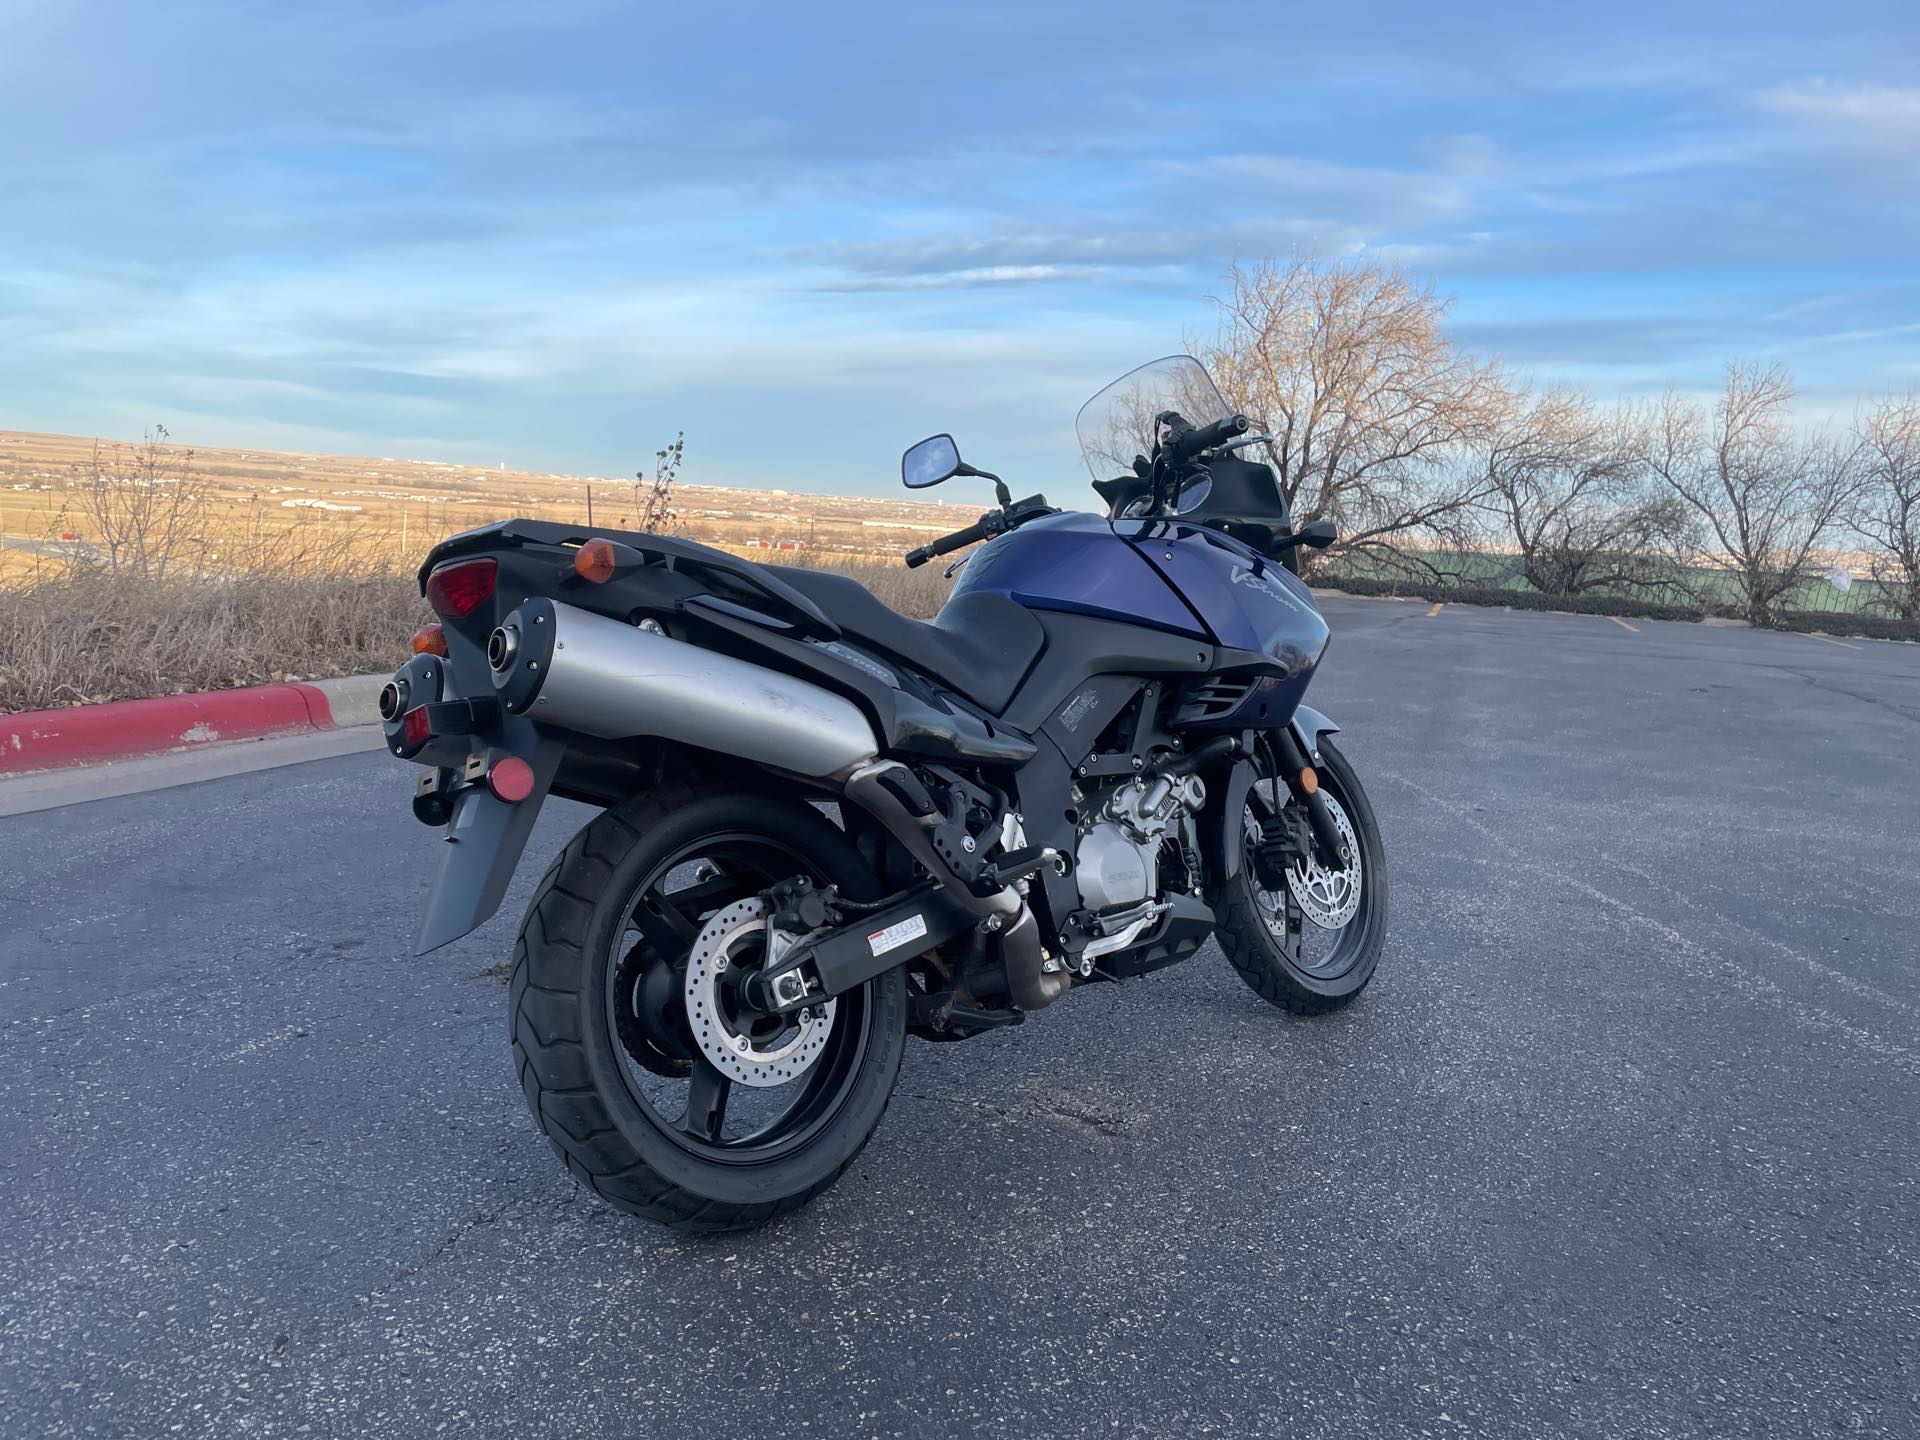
top-left (3, 597), bottom-right (1917, 1438)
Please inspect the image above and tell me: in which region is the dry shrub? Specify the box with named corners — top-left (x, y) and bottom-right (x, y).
top-left (2, 522), bottom-right (423, 713)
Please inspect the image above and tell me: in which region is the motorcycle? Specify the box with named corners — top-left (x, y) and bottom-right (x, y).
top-left (382, 355), bottom-right (1388, 1231)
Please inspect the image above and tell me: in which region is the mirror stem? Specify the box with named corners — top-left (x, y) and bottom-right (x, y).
top-left (954, 461), bottom-right (1010, 506)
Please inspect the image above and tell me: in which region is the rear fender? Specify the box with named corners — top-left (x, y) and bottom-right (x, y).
top-left (413, 726), bottom-right (565, 954)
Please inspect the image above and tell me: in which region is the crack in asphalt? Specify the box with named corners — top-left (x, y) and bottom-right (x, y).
top-left (897, 1085), bottom-right (1134, 1137)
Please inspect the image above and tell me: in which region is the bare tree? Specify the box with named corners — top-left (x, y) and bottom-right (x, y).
top-left (1643, 363), bottom-right (1859, 626)
top-left (61, 426), bottom-right (208, 581)
top-left (1483, 389), bottom-right (1684, 596)
top-left (1852, 391), bottom-right (1920, 621)
top-left (1196, 254), bottom-right (1510, 563)
top-left (634, 432), bottom-right (685, 534)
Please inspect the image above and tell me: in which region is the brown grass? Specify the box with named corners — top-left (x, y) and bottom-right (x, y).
top-left (0, 566), bottom-right (423, 713)
top-left (1, 554), bottom-right (953, 713)
top-left (1, 426), bottom-right (983, 570)
top-left (0, 426), bottom-right (978, 712)
top-left (781, 551), bottom-right (953, 620)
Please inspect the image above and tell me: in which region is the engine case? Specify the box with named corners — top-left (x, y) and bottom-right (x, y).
top-left (1073, 773), bottom-right (1206, 914)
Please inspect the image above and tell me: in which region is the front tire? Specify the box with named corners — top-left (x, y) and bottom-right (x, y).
top-left (1213, 736), bottom-right (1388, 1014)
top-left (509, 787), bottom-right (907, 1232)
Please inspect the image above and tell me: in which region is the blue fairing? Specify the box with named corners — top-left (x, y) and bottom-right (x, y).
top-left (1117, 518), bottom-right (1329, 667)
top-left (951, 510), bottom-right (1330, 733)
top-left (946, 511), bottom-right (1205, 638)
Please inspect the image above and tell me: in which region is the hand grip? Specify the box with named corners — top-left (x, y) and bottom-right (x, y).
top-left (905, 517), bottom-right (990, 568)
top-left (1175, 413), bottom-right (1250, 461)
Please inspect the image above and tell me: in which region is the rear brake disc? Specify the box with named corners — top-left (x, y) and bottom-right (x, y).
top-left (684, 897), bottom-right (837, 1089)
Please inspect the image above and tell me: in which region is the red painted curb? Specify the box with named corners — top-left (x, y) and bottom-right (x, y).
top-left (1, 682), bottom-right (338, 776)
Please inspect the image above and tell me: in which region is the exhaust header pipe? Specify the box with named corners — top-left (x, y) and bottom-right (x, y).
top-left (843, 760), bottom-right (1070, 1012)
top-left (490, 598), bottom-right (879, 780)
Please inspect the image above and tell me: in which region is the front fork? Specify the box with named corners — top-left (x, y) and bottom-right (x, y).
top-left (1269, 728), bottom-right (1351, 870)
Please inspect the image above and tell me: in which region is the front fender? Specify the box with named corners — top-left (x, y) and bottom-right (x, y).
top-left (1204, 706), bottom-right (1340, 884)
top-left (1290, 703), bottom-right (1339, 759)
top-left (1203, 756), bottom-right (1256, 884)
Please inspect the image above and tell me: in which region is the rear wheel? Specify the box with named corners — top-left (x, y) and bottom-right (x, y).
top-left (509, 787), bottom-right (907, 1231)
top-left (1213, 736), bottom-right (1388, 1014)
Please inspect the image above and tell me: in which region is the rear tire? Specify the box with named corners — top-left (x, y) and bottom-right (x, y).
top-left (1213, 737), bottom-right (1388, 1014)
top-left (509, 787), bottom-right (907, 1232)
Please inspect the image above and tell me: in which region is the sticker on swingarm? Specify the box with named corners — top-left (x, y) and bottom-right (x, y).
top-left (867, 913), bottom-right (929, 957)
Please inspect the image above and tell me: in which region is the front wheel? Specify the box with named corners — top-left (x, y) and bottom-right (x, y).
top-left (1212, 736), bottom-right (1389, 1014)
top-left (509, 788), bottom-right (907, 1232)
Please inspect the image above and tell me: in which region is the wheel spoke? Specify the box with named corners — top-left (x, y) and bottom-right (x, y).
top-left (681, 1058), bottom-right (733, 1142)
top-left (639, 871), bottom-right (767, 954)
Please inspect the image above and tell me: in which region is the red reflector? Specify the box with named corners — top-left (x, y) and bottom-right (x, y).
top-left (401, 707), bottom-right (432, 748)
top-left (487, 756), bottom-right (536, 803)
top-left (425, 558), bottom-right (497, 619)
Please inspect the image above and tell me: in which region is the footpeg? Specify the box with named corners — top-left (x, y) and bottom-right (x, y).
top-left (979, 844), bottom-right (1067, 888)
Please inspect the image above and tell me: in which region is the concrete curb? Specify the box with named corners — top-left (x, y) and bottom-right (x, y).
top-left (1, 673), bottom-right (387, 777)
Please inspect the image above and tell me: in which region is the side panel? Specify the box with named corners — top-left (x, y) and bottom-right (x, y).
top-left (948, 512), bottom-right (1205, 639)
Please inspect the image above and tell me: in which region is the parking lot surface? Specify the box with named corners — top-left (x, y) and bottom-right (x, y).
top-left (4, 597), bottom-right (1918, 1438)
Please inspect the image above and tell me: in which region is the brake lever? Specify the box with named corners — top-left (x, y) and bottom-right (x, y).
top-left (942, 552), bottom-right (972, 579)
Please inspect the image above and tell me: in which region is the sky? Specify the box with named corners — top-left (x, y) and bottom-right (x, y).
top-left (2, 0), bottom-right (1917, 498)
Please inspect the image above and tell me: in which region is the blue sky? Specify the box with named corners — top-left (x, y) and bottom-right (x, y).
top-left (2, 0), bottom-right (1917, 497)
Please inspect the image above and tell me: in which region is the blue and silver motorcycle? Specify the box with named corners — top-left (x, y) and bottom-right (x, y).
top-left (382, 355), bottom-right (1387, 1230)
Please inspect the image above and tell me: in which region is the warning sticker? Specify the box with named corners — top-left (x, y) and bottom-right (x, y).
top-left (867, 913), bottom-right (929, 957)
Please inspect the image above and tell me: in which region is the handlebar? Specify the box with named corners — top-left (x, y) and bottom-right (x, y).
top-left (904, 494), bottom-right (1055, 568)
top-left (905, 514), bottom-right (995, 569)
top-left (1170, 412), bottom-right (1250, 464)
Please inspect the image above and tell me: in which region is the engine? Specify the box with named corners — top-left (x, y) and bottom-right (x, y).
top-left (1074, 772), bottom-right (1206, 913)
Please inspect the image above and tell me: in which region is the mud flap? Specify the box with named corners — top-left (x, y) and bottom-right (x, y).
top-left (413, 731), bottom-right (565, 954)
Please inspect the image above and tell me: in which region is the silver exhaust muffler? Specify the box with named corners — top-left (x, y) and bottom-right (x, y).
top-left (489, 598), bottom-right (879, 779)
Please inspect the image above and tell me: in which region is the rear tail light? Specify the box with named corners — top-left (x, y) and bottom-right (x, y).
top-left (401, 707), bottom-right (432, 749)
top-left (411, 622), bottom-right (448, 656)
top-left (425, 558), bottom-right (497, 619)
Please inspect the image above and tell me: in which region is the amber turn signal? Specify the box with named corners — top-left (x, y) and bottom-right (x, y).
top-left (1298, 766), bottom-right (1318, 794)
top-left (574, 537), bottom-right (618, 584)
top-left (410, 622), bottom-right (448, 657)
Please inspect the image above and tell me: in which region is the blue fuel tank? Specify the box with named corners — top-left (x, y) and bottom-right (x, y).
top-left (946, 510), bottom-right (1331, 731)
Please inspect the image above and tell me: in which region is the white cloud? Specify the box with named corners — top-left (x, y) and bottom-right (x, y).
top-left (1756, 81), bottom-right (1920, 141)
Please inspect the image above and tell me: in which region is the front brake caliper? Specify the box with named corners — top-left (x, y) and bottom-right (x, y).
top-left (1252, 809), bottom-right (1306, 890)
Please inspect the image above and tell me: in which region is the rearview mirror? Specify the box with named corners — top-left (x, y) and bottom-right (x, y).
top-left (1295, 517), bottom-right (1337, 549)
top-left (902, 434), bottom-right (962, 489)
top-left (1272, 517), bottom-right (1338, 554)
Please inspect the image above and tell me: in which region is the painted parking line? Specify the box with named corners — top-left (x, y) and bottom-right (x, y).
top-left (1807, 632), bottom-right (1863, 651)
top-left (1605, 615), bottom-right (1640, 633)
top-left (1425, 602), bottom-right (1445, 617)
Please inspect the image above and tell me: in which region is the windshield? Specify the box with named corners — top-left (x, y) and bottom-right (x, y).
top-left (1074, 355), bottom-right (1231, 481)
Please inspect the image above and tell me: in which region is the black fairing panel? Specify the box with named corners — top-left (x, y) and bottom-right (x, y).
top-left (997, 610), bottom-right (1213, 735)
